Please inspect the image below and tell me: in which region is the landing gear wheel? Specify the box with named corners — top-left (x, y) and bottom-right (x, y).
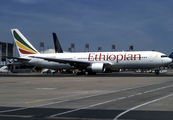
top-left (77, 72), bottom-right (86, 75)
top-left (88, 72), bottom-right (96, 75)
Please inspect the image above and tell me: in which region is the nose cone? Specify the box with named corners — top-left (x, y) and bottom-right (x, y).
top-left (161, 58), bottom-right (172, 67)
top-left (167, 58), bottom-right (172, 64)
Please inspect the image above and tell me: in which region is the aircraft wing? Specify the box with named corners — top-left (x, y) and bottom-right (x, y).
top-left (31, 56), bottom-right (91, 67)
top-left (31, 56), bottom-right (111, 68)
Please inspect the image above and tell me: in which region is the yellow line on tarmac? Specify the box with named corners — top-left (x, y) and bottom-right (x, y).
top-left (26, 99), bottom-right (44, 104)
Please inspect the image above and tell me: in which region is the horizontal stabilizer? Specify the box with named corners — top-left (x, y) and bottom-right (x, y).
top-left (1, 56), bottom-right (31, 61)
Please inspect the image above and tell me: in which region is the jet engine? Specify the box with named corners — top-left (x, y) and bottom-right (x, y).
top-left (87, 63), bottom-right (106, 73)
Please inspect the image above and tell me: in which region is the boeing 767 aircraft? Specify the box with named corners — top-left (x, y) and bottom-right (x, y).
top-left (10, 29), bottom-right (172, 75)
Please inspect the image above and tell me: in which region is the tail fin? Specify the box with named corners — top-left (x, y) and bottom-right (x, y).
top-left (52, 33), bottom-right (63, 53)
top-left (169, 52), bottom-right (173, 59)
top-left (11, 29), bottom-right (40, 57)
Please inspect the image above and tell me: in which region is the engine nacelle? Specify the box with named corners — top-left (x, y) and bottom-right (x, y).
top-left (87, 63), bottom-right (106, 73)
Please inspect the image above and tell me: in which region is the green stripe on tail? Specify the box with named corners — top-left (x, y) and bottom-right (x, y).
top-left (13, 30), bottom-right (37, 53)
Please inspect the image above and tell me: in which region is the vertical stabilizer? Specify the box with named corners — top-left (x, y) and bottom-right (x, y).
top-left (11, 29), bottom-right (40, 57)
top-left (169, 52), bottom-right (173, 59)
top-left (52, 33), bottom-right (63, 53)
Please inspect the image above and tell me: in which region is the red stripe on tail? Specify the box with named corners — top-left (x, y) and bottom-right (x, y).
top-left (19, 48), bottom-right (36, 54)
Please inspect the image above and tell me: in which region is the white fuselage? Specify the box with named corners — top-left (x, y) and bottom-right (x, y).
top-left (23, 51), bottom-right (172, 70)
top-left (18, 58), bottom-right (72, 69)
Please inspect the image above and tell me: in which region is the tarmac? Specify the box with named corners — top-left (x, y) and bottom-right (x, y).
top-left (0, 70), bottom-right (173, 120)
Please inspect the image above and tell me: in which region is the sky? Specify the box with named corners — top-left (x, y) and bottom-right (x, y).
top-left (0, 0), bottom-right (173, 55)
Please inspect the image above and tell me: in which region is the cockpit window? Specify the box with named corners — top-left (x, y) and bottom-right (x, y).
top-left (161, 55), bottom-right (167, 58)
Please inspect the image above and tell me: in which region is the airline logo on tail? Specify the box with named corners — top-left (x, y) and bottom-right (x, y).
top-left (11, 29), bottom-right (39, 57)
top-left (169, 52), bottom-right (173, 59)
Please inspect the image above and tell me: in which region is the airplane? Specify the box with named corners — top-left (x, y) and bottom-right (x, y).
top-left (168, 52), bottom-right (173, 68)
top-left (10, 29), bottom-right (172, 75)
top-left (169, 52), bottom-right (173, 59)
top-left (9, 29), bottom-right (74, 70)
top-left (52, 32), bottom-right (63, 53)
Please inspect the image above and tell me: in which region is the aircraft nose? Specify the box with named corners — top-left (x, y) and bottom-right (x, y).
top-left (164, 58), bottom-right (172, 64)
top-left (168, 58), bottom-right (172, 63)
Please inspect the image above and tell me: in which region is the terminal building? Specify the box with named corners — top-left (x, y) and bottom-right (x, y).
top-left (0, 42), bottom-right (14, 66)
top-left (0, 41), bottom-right (36, 72)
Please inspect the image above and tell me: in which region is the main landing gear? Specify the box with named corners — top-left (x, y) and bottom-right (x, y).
top-left (76, 71), bottom-right (86, 75)
top-left (76, 71), bottom-right (96, 75)
top-left (155, 69), bottom-right (160, 75)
